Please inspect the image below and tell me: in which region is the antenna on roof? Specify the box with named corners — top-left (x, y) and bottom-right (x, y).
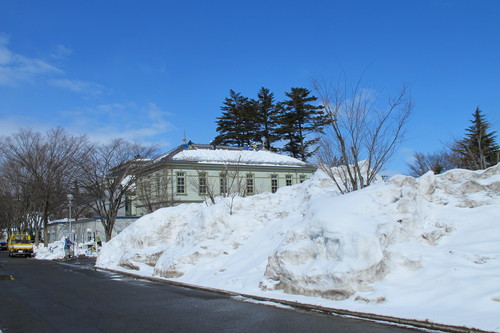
top-left (183, 131), bottom-right (187, 145)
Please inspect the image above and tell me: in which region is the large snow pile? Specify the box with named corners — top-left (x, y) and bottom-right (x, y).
top-left (97, 164), bottom-right (500, 332)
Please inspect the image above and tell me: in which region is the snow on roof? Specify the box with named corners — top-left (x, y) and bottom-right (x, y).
top-left (172, 148), bottom-right (312, 167)
top-left (151, 144), bottom-right (315, 168)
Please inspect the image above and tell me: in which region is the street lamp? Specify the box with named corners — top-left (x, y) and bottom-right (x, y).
top-left (67, 194), bottom-right (73, 241)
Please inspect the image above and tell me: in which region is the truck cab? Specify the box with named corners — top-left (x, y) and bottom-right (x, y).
top-left (8, 234), bottom-right (34, 257)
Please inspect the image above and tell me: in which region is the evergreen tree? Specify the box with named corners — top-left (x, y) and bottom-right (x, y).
top-left (277, 87), bottom-right (328, 161)
top-left (255, 87), bottom-right (280, 150)
top-left (214, 90), bottom-right (259, 147)
top-left (453, 107), bottom-right (499, 170)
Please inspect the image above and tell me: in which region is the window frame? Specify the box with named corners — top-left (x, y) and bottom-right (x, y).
top-left (246, 173), bottom-right (254, 194)
top-left (176, 171), bottom-right (186, 194)
top-left (299, 174), bottom-right (307, 183)
top-left (198, 172), bottom-right (207, 194)
top-left (271, 174), bottom-right (278, 193)
top-left (220, 172), bottom-right (227, 195)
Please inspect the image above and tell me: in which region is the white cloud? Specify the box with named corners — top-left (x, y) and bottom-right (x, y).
top-left (63, 102), bottom-right (175, 146)
top-left (0, 116), bottom-right (53, 138)
top-left (0, 33), bottom-right (62, 86)
top-left (0, 34), bottom-right (106, 95)
top-left (49, 78), bottom-right (108, 95)
top-left (0, 102), bottom-right (175, 150)
top-left (0, 35), bottom-right (13, 65)
top-left (50, 44), bottom-right (73, 60)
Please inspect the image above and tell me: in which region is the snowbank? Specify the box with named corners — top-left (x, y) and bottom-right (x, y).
top-left (35, 238), bottom-right (100, 260)
top-left (97, 164), bottom-right (500, 332)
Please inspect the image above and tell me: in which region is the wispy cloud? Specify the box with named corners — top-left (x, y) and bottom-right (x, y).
top-left (0, 102), bottom-right (176, 149)
top-left (49, 78), bottom-right (109, 95)
top-left (64, 102), bottom-right (175, 145)
top-left (0, 34), bottom-right (174, 147)
top-left (138, 62), bottom-right (167, 74)
top-left (0, 33), bottom-right (62, 86)
top-left (0, 33), bottom-right (107, 96)
top-left (0, 115), bottom-right (53, 138)
top-left (50, 44), bottom-right (73, 60)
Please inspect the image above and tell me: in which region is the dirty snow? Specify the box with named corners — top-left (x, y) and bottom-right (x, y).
top-left (92, 164), bottom-right (497, 331)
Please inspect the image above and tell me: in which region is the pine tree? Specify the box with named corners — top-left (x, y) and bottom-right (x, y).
top-left (453, 107), bottom-right (499, 170)
top-left (214, 90), bottom-right (259, 147)
top-left (255, 87), bottom-right (280, 150)
top-left (277, 87), bottom-right (328, 161)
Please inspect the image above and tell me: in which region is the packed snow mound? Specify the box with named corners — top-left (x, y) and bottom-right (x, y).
top-left (97, 164), bottom-right (500, 331)
top-left (34, 238), bottom-right (100, 260)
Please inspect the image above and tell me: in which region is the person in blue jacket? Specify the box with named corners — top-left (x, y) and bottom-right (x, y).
top-left (64, 236), bottom-right (75, 259)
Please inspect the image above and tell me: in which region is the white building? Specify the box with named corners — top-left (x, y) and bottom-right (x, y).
top-left (127, 144), bottom-right (317, 216)
top-left (44, 144), bottom-right (316, 241)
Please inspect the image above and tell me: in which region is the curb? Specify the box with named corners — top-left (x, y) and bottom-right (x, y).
top-left (96, 266), bottom-right (493, 333)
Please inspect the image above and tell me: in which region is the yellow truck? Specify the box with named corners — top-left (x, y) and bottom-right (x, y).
top-left (8, 234), bottom-right (34, 257)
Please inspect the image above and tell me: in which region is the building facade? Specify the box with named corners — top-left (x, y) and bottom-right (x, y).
top-left (43, 144), bottom-right (317, 242)
top-left (45, 217), bottom-right (138, 244)
top-left (127, 144), bottom-right (317, 216)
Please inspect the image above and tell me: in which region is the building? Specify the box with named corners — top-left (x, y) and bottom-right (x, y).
top-left (44, 144), bottom-right (316, 242)
top-left (45, 217), bottom-right (138, 243)
top-left (127, 144), bottom-right (317, 216)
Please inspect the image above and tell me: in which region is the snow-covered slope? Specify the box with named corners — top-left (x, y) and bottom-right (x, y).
top-left (97, 164), bottom-right (500, 332)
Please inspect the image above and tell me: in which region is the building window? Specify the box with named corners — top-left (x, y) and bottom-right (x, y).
top-left (246, 173), bottom-right (254, 194)
top-left (155, 175), bottom-right (161, 195)
top-left (125, 197), bottom-right (133, 216)
top-left (271, 174), bottom-right (278, 193)
top-left (299, 175), bottom-right (306, 183)
top-left (220, 173), bottom-right (227, 195)
top-left (199, 172), bottom-right (207, 194)
top-left (285, 174), bottom-right (292, 186)
top-left (176, 172), bottom-right (185, 194)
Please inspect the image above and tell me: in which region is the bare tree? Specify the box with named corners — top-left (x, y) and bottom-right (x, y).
top-left (407, 150), bottom-right (458, 177)
top-left (135, 167), bottom-right (178, 214)
top-left (0, 173), bottom-right (26, 237)
top-left (219, 159), bottom-right (253, 215)
top-left (77, 139), bottom-right (156, 241)
top-left (0, 128), bottom-right (89, 244)
top-left (218, 164), bottom-right (247, 215)
top-left (188, 169), bottom-right (217, 205)
top-left (188, 159), bottom-right (248, 214)
top-left (313, 75), bottom-right (413, 193)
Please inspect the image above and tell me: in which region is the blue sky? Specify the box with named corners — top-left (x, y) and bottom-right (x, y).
top-left (1, 0), bottom-right (499, 174)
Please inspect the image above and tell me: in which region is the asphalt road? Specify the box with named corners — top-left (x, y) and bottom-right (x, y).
top-left (0, 252), bottom-right (422, 333)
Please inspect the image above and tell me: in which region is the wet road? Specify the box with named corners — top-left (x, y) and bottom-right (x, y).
top-left (0, 252), bottom-right (422, 333)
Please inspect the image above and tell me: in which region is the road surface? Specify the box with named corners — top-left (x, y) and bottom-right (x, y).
top-left (0, 252), bottom-right (422, 333)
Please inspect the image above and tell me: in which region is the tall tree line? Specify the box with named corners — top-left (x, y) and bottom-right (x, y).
top-left (213, 87), bottom-right (329, 161)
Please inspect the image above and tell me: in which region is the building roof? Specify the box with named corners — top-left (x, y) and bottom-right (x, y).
top-left (149, 144), bottom-right (316, 169)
